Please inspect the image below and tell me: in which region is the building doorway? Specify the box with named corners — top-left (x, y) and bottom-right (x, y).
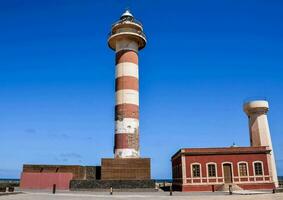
top-left (223, 164), bottom-right (233, 183)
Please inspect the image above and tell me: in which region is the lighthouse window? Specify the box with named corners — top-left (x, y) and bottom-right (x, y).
top-left (254, 162), bottom-right (263, 175)
top-left (192, 164), bottom-right (200, 177)
top-left (239, 163), bottom-right (248, 176)
top-left (208, 164), bottom-right (216, 177)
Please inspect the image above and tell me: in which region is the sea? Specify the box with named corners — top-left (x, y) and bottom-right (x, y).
top-left (0, 176), bottom-right (282, 183)
top-left (0, 178), bottom-right (20, 183)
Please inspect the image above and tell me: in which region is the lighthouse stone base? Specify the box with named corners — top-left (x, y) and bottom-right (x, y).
top-left (101, 158), bottom-right (151, 180)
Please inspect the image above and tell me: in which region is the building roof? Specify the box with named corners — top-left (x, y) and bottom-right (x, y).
top-left (171, 146), bottom-right (271, 160)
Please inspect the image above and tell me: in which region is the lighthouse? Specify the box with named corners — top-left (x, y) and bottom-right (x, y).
top-left (108, 10), bottom-right (146, 158)
top-left (96, 9), bottom-right (152, 184)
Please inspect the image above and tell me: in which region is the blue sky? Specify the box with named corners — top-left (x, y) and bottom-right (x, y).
top-left (0, 0), bottom-right (283, 179)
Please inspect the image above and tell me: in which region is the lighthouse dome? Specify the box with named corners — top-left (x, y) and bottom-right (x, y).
top-left (120, 10), bottom-right (133, 19)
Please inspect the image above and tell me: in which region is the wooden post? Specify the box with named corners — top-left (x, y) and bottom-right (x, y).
top-left (52, 184), bottom-right (56, 194)
top-left (229, 185), bottom-right (232, 195)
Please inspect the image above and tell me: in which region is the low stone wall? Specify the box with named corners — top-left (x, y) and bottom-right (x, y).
top-left (0, 184), bottom-right (16, 193)
top-left (0, 181), bottom-right (19, 188)
top-left (70, 180), bottom-right (155, 190)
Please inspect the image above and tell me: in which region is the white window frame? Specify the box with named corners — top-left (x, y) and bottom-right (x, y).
top-left (253, 161), bottom-right (264, 177)
top-left (191, 163), bottom-right (202, 178)
top-left (237, 161), bottom-right (249, 177)
top-left (206, 162), bottom-right (217, 178)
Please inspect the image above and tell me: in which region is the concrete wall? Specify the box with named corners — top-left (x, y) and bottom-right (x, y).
top-left (20, 164), bottom-right (101, 190)
top-left (20, 172), bottom-right (73, 190)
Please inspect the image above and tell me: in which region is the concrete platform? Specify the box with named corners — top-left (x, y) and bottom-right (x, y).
top-left (2, 190), bottom-right (283, 200)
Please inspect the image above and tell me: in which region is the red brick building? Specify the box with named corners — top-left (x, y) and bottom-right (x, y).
top-left (172, 100), bottom-right (278, 191)
top-left (172, 147), bottom-right (275, 191)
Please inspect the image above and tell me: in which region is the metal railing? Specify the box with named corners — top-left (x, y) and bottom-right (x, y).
top-left (108, 29), bottom-right (146, 39)
top-left (112, 18), bottom-right (143, 27)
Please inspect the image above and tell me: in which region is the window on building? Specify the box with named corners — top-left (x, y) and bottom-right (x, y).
top-left (239, 163), bottom-right (248, 176)
top-left (208, 164), bottom-right (216, 177)
top-left (192, 164), bottom-right (200, 177)
top-left (254, 162), bottom-right (263, 176)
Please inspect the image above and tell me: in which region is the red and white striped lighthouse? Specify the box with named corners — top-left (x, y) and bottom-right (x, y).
top-left (108, 10), bottom-right (146, 158)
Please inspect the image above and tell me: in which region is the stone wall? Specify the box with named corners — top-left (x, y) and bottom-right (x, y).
top-left (70, 180), bottom-right (155, 190)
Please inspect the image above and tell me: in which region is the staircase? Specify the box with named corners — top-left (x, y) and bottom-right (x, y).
top-left (217, 184), bottom-right (243, 192)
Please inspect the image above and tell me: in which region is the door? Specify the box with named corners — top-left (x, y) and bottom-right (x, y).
top-left (223, 164), bottom-right (233, 183)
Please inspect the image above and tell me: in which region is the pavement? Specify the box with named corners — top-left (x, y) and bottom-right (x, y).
top-left (0, 191), bottom-right (283, 200)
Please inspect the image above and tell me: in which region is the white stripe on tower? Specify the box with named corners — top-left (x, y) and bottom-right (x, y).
top-left (115, 90), bottom-right (139, 105)
top-left (115, 62), bottom-right (139, 78)
top-left (115, 148), bottom-right (139, 158)
top-left (115, 118), bottom-right (139, 134)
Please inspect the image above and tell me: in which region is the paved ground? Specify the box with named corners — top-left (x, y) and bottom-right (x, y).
top-left (0, 191), bottom-right (283, 200)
